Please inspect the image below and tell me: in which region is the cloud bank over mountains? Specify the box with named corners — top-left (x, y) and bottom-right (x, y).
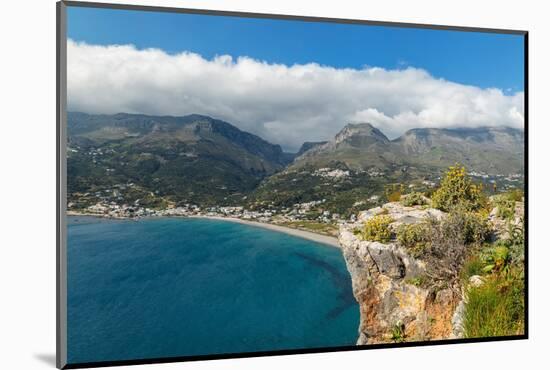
top-left (67, 40), bottom-right (524, 151)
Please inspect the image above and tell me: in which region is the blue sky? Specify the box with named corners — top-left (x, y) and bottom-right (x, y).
top-left (67, 6), bottom-right (524, 93)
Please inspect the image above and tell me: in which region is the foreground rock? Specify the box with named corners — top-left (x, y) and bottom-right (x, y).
top-left (488, 199), bottom-right (524, 240)
top-left (338, 202), bottom-right (457, 344)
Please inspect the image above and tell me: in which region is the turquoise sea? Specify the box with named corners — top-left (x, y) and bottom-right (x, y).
top-left (67, 216), bottom-right (359, 364)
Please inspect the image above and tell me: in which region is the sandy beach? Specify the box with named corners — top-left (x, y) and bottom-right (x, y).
top-left (67, 211), bottom-right (340, 248)
top-left (189, 215), bottom-right (340, 248)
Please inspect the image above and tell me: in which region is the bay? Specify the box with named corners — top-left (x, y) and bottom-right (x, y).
top-left (67, 216), bottom-right (359, 363)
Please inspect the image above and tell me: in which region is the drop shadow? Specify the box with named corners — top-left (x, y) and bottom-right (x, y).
top-left (34, 353), bottom-right (56, 367)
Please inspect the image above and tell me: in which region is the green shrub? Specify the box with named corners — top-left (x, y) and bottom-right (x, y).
top-left (385, 184), bottom-right (402, 202)
top-left (494, 197), bottom-right (515, 220)
top-left (401, 192), bottom-right (426, 207)
top-left (390, 321), bottom-right (406, 343)
top-left (387, 191), bottom-right (402, 202)
top-left (506, 219), bottom-right (525, 264)
top-left (463, 270), bottom-right (525, 338)
top-left (431, 165), bottom-right (486, 212)
top-left (461, 254), bottom-right (485, 281)
top-left (491, 219), bottom-right (524, 265)
top-left (405, 276), bottom-right (426, 287)
top-left (424, 187), bottom-right (436, 199)
top-left (431, 206), bottom-right (490, 248)
top-left (505, 189), bottom-right (524, 202)
top-left (481, 245), bottom-right (511, 273)
top-left (396, 223), bottom-right (429, 257)
top-left (361, 215), bottom-right (394, 242)
top-left (458, 208), bottom-right (491, 246)
top-left (422, 207), bottom-right (488, 282)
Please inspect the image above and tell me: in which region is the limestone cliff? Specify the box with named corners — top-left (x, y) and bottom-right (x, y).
top-left (339, 196), bottom-right (524, 344)
top-left (338, 203), bottom-right (458, 344)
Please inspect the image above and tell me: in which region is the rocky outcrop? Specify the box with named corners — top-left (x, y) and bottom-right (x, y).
top-left (295, 141), bottom-right (328, 157)
top-left (357, 202), bottom-right (445, 226)
top-left (489, 199), bottom-right (524, 240)
top-left (338, 202), bottom-right (457, 344)
top-left (341, 197), bottom-right (525, 344)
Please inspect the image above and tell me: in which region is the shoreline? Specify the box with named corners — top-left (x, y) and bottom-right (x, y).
top-left (189, 215), bottom-right (340, 248)
top-left (67, 212), bottom-right (340, 248)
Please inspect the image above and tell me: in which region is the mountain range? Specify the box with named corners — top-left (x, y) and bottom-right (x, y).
top-left (67, 112), bottom-right (524, 209)
top-left (67, 112), bottom-right (295, 206)
top-left (294, 122), bottom-right (524, 174)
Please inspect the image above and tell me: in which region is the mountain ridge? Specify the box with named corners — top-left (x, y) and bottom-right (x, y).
top-left (68, 112), bottom-right (291, 167)
top-left (66, 112), bottom-right (524, 211)
top-left (67, 112), bottom-right (296, 206)
top-left (293, 122), bottom-right (524, 174)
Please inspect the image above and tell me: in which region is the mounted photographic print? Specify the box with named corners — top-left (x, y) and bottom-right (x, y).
top-left (56, 1), bottom-right (528, 368)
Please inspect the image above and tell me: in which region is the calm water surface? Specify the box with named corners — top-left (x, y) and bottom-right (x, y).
top-left (67, 216), bottom-right (359, 363)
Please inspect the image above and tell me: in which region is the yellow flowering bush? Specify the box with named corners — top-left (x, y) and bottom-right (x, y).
top-left (431, 165), bottom-right (486, 212)
top-left (361, 215), bottom-right (394, 242)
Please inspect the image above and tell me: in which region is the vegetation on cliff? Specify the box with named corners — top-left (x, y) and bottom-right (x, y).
top-left (431, 165), bottom-right (486, 212)
top-left (360, 165), bottom-right (492, 286)
top-left (461, 206), bottom-right (525, 337)
top-left (350, 164), bottom-right (525, 342)
top-left (360, 215), bottom-right (394, 243)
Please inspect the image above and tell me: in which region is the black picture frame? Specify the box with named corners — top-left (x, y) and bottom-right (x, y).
top-left (56, 1), bottom-right (529, 368)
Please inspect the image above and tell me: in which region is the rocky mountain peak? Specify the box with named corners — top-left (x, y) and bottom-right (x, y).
top-left (334, 123), bottom-right (390, 145)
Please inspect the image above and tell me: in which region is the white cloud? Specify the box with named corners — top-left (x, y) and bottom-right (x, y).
top-left (67, 40), bottom-right (524, 152)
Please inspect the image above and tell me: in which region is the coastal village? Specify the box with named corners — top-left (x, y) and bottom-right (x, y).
top-left (69, 198), bottom-right (347, 228)
top-left (68, 167), bottom-right (523, 224)
top-left (69, 160), bottom-right (523, 223)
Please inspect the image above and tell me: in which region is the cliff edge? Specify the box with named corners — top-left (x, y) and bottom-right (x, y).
top-left (339, 203), bottom-right (457, 344)
top-left (339, 189), bottom-right (524, 344)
